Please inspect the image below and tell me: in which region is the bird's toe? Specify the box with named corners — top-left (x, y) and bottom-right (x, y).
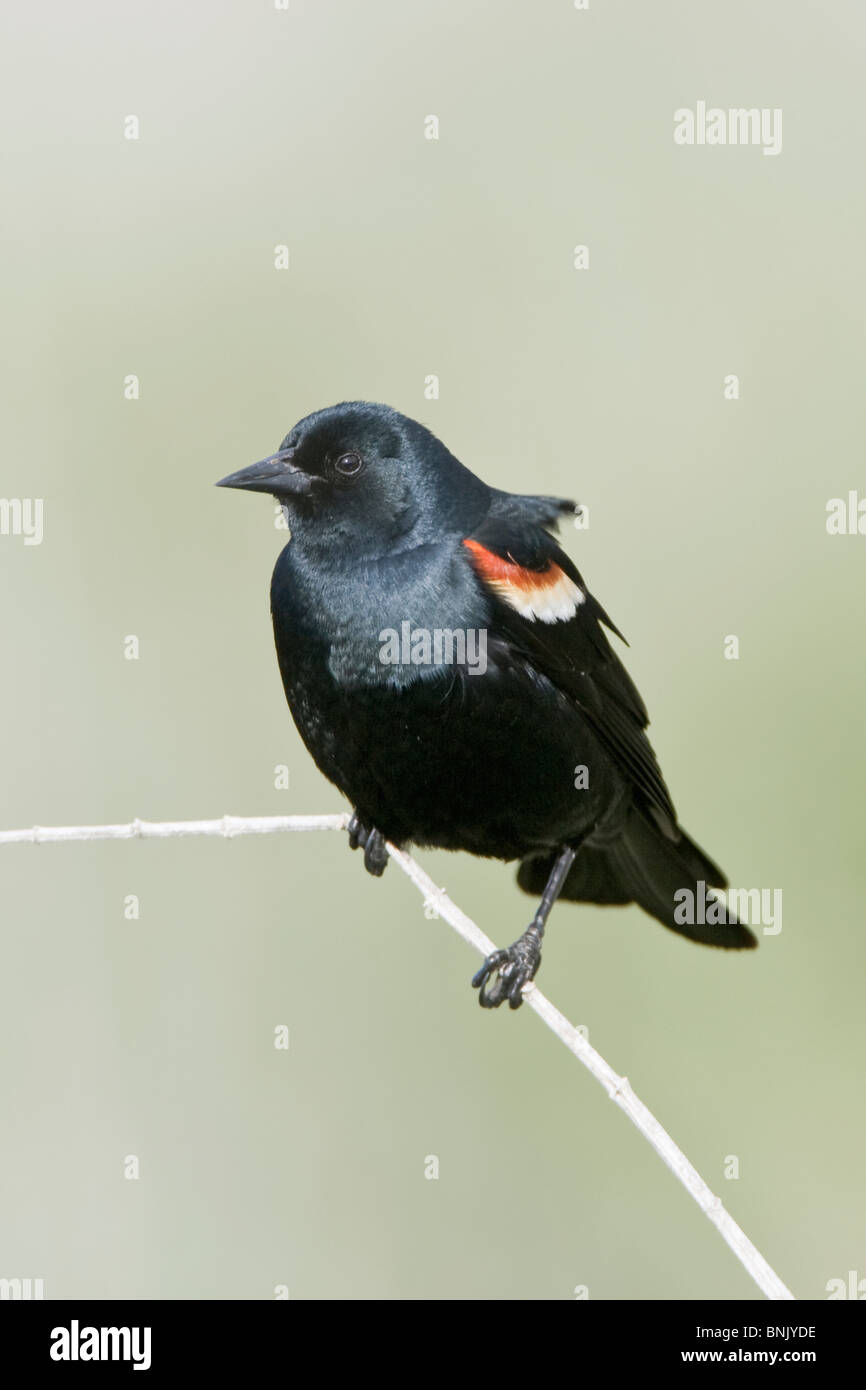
top-left (363, 829), bottom-right (388, 877)
top-left (472, 932), bottom-right (542, 1010)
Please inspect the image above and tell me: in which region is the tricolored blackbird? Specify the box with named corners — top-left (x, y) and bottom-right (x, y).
top-left (218, 402), bottom-right (756, 1009)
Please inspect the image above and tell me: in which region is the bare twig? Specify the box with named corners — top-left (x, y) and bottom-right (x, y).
top-left (0, 810), bottom-right (794, 1300)
top-left (0, 813), bottom-right (349, 845)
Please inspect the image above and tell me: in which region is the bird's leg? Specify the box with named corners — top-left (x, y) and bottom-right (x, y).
top-left (472, 845), bottom-right (578, 1010)
top-left (346, 811), bottom-right (389, 877)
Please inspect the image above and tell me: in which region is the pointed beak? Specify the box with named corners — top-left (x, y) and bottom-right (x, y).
top-left (216, 449), bottom-right (312, 496)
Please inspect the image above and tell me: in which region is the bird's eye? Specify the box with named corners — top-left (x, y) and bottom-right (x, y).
top-left (334, 451), bottom-right (363, 478)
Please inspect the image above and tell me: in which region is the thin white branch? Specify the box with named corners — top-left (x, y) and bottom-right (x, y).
top-left (1, 810), bottom-right (793, 1300)
top-left (0, 813), bottom-right (350, 845)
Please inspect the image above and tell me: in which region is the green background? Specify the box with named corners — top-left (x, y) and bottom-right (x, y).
top-left (2, 0), bottom-right (864, 1299)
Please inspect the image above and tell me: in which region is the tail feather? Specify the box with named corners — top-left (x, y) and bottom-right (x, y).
top-left (517, 811), bottom-right (757, 950)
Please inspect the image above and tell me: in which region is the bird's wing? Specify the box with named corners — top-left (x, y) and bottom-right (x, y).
top-left (462, 507), bottom-right (678, 837)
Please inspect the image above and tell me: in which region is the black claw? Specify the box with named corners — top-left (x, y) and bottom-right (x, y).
top-left (363, 829), bottom-right (388, 877)
top-left (472, 955), bottom-right (510, 1009)
top-left (508, 978), bottom-right (527, 1009)
top-left (472, 951), bottom-right (506, 990)
top-left (347, 812), bottom-right (366, 851)
top-left (347, 813), bottom-right (388, 876)
top-left (471, 930), bottom-right (542, 1011)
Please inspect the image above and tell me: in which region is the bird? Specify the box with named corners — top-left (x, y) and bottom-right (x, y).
top-left (217, 401), bottom-right (756, 1009)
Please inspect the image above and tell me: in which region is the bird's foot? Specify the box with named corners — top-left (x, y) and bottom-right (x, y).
top-left (347, 812), bottom-right (389, 877)
top-left (471, 924), bottom-right (542, 1010)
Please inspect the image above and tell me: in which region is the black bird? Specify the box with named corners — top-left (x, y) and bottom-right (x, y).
top-left (218, 402), bottom-right (756, 1008)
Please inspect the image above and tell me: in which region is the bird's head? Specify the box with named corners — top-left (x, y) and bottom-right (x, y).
top-left (217, 401), bottom-right (490, 556)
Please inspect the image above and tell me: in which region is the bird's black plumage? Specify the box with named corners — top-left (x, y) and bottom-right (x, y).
top-left (218, 402), bottom-right (756, 1008)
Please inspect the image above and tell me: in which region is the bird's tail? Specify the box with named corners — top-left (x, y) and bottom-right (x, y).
top-left (517, 809), bottom-right (757, 949)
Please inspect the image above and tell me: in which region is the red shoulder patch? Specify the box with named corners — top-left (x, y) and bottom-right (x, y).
top-left (462, 538), bottom-right (584, 623)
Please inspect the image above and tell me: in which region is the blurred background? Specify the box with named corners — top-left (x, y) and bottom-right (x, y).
top-left (1, 0), bottom-right (864, 1300)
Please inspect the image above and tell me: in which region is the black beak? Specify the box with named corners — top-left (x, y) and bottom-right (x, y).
top-left (216, 449), bottom-right (312, 497)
